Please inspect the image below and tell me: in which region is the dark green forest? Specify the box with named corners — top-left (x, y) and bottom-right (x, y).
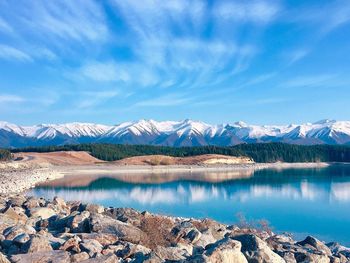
top-left (10, 143), bottom-right (350, 163)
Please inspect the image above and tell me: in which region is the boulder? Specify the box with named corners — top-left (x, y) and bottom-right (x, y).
top-left (60, 236), bottom-right (81, 253)
top-left (11, 250), bottom-right (70, 263)
top-left (3, 224), bottom-right (36, 240)
top-left (80, 239), bottom-right (103, 257)
top-left (90, 214), bottom-right (146, 244)
top-left (67, 211), bottom-right (90, 233)
top-left (29, 207), bottom-right (56, 219)
top-left (12, 233), bottom-right (30, 245)
top-left (7, 196), bottom-right (26, 207)
top-left (52, 196), bottom-right (67, 208)
top-left (21, 234), bottom-right (53, 253)
top-left (71, 252), bottom-right (90, 262)
top-left (85, 204), bottom-right (105, 214)
top-left (79, 254), bottom-right (120, 262)
top-left (185, 228), bottom-right (202, 244)
top-left (0, 206), bottom-right (28, 231)
top-left (294, 251), bottom-right (330, 263)
top-left (203, 237), bottom-right (248, 263)
top-left (233, 234), bottom-right (285, 263)
top-left (153, 245), bottom-right (189, 261)
top-left (327, 242), bottom-right (350, 258)
top-left (78, 233), bottom-right (118, 246)
top-left (0, 252), bottom-right (10, 263)
top-left (297, 236), bottom-right (331, 256)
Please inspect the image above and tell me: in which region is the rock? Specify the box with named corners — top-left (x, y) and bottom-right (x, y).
top-left (143, 252), bottom-right (164, 263)
top-left (71, 252), bottom-right (90, 262)
top-left (90, 214), bottom-right (146, 244)
top-left (60, 236), bottom-right (81, 253)
top-left (203, 237), bottom-right (248, 263)
top-left (12, 233), bottom-right (30, 245)
top-left (7, 196), bottom-right (26, 207)
top-left (11, 250), bottom-right (70, 263)
top-left (23, 197), bottom-right (41, 209)
top-left (29, 207), bottom-right (56, 219)
top-left (193, 230), bottom-right (217, 248)
top-left (297, 236), bottom-right (331, 256)
top-left (80, 239), bottom-right (103, 257)
top-left (78, 233), bottom-right (118, 246)
top-left (327, 242), bottom-right (350, 258)
top-left (21, 234), bottom-right (53, 253)
top-left (294, 251), bottom-right (330, 263)
top-left (106, 207), bottom-right (142, 226)
top-left (185, 228), bottom-right (202, 244)
top-left (0, 206), bottom-right (28, 231)
top-left (79, 254), bottom-right (120, 262)
top-left (86, 203), bottom-right (105, 214)
top-left (233, 234), bottom-right (285, 263)
top-left (67, 211), bottom-right (90, 233)
top-left (3, 224), bottom-right (36, 240)
top-left (0, 252), bottom-right (10, 263)
top-left (53, 196), bottom-right (67, 208)
top-left (114, 241), bottom-right (151, 259)
top-left (153, 245), bottom-right (189, 261)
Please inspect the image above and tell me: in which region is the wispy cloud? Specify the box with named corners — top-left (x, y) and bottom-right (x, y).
top-left (0, 94), bottom-right (25, 103)
top-left (0, 44), bottom-right (32, 62)
top-left (77, 90), bottom-right (119, 109)
top-left (286, 49), bottom-right (309, 65)
top-left (79, 62), bottom-right (129, 83)
top-left (133, 93), bottom-right (191, 107)
top-left (282, 74), bottom-right (344, 89)
top-left (0, 17), bottom-right (12, 32)
top-left (213, 0), bottom-right (281, 24)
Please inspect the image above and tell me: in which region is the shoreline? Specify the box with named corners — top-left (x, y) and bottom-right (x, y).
top-left (0, 195), bottom-right (349, 262)
top-left (0, 161), bottom-right (330, 194)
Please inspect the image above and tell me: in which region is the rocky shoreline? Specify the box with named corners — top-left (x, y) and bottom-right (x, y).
top-left (0, 195), bottom-right (349, 263)
top-left (0, 162), bottom-right (63, 194)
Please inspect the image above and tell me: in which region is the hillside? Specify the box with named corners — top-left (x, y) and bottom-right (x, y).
top-left (11, 143), bottom-right (350, 163)
top-left (1, 119), bottom-right (350, 147)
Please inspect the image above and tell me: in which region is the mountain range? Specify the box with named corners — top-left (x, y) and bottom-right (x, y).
top-left (1, 119), bottom-right (350, 148)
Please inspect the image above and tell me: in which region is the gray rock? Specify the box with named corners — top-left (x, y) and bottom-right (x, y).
top-left (201, 237), bottom-right (248, 263)
top-left (29, 207), bottom-right (56, 219)
top-left (67, 211), bottom-right (91, 233)
top-left (80, 239), bottom-right (103, 257)
top-left (153, 245), bottom-right (189, 261)
top-left (294, 251), bottom-right (330, 263)
top-left (21, 234), bottom-right (53, 253)
top-left (233, 234), bottom-right (285, 263)
top-left (80, 254), bottom-right (120, 262)
top-left (327, 242), bottom-right (350, 258)
top-left (71, 251), bottom-right (90, 262)
top-left (11, 250), bottom-right (70, 263)
top-left (297, 236), bottom-right (331, 256)
top-left (3, 224), bottom-right (36, 240)
top-left (78, 233), bottom-right (119, 246)
top-left (185, 228), bottom-right (202, 244)
top-left (90, 214), bottom-right (146, 244)
top-left (12, 233), bottom-right (30, 245)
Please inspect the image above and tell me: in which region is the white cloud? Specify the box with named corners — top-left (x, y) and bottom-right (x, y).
top-left (77, 90), bottom-right (119, 109)
top-left (79, 62), bottom-right (129, 82)
top-left (213, 0), bottom-right (281, 24)
top-left (0, 17), bottom-right (12, 32)
top-left (283, 74), bottom-right (338, 89)
top-left (134, 93), bottom-right (190, 107)
top-left (0, 94), bottom-right (25, 103)
top-left (286, 49), bottom-right (309, 65)
top-left (0, 44), bottom-right (32, 62)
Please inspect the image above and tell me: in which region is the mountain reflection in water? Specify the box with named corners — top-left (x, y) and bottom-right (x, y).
top-left (29, 165), bottom-right (350, 246)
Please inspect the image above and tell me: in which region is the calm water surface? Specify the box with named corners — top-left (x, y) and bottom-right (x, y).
top-left (29, 165), bottom-right (350, 245)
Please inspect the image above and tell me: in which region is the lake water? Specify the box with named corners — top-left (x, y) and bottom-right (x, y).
top-left (28, 165), bottom-right (350, 246)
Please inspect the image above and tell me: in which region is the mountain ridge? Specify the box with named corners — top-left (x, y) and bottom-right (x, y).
top-left (1, 119), bottom-right (350, 148)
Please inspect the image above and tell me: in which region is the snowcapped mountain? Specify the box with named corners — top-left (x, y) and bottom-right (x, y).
top-left (1, 119), bottom-right (350, 148)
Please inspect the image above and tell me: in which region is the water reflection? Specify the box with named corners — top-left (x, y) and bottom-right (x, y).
top-left (28, 165), bottom-right (350, 245)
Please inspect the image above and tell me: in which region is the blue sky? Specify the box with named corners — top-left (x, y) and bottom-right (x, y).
top-left (0, 0), bottom-right (349, 125)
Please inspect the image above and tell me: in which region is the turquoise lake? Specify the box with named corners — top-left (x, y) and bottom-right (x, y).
top-left (29, 165), bottom-right (350, 246)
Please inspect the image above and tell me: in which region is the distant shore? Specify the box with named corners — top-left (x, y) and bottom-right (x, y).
top-left (0, 154), bottom-right (330, 195)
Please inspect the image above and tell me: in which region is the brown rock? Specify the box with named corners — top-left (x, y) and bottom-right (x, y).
top-left (85, 204), bottom-right (105, 214)
top-left (60, 236), bottom-right (81, 253)
top-left (0, 252), bottom-right (10, 263)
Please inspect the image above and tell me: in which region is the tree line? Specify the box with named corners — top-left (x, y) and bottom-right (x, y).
top-left (0, 149), bottom-right (12, 161)
top-left (9, 143), bottom-right (350, 163)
